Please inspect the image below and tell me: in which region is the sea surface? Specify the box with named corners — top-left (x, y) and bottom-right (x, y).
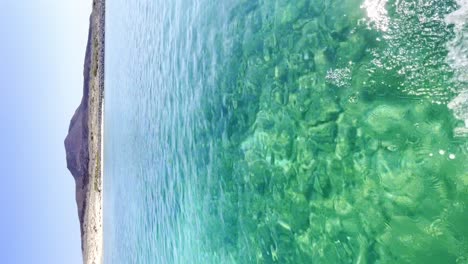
top-left (104, 0), bottom-right (468, 263)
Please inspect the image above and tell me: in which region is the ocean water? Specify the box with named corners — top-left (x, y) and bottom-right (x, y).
top-left (104, 0), bottom-right (468, 263)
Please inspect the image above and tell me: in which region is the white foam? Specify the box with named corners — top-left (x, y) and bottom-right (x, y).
top-left (446, 0), bottom-right (468, 135)
top-left (446, 0), bottom-right (468, 28)
top-left (361, 0), bottom-right (390, 32)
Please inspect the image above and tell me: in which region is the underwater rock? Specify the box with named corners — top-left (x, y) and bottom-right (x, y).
top-left (364, 104), bottom-right (407, 135)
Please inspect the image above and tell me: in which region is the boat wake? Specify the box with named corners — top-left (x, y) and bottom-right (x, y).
top-left (446, 0), bottom-right (468, 136)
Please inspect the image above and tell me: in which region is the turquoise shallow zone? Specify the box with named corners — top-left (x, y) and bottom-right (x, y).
top-left (104, 0), bottom-right (468, 263)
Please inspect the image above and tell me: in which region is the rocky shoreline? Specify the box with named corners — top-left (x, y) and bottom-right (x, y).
top-left (64, 0), bottom-right (104, 263)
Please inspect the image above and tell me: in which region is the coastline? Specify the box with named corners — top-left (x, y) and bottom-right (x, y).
top-left (65, 0), bottom-right (105, 263)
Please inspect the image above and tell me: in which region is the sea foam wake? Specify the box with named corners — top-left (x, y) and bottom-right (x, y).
top-left (447, 0), bottom-right (468, 135)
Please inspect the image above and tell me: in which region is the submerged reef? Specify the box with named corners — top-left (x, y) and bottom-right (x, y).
top-left (191, 0), bottom-right (468, 262)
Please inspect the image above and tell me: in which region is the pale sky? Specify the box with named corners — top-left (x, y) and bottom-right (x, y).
top-left (0, 0), bottom-right (92, 263)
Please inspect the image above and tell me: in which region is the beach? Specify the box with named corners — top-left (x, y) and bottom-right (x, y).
top-left (83, 0), bottom-right (104, 262)
top-left (64, 0), bottom-right (104, 263)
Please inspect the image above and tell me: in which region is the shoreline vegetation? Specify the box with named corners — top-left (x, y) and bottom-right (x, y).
top-left (64, 0), bottom-right (104, 263)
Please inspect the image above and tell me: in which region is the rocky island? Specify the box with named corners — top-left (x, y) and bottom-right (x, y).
top-left (64, 0), bottom-right (105, 263)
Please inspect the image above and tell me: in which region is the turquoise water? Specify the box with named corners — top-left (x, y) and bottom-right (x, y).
top-left (104, 0), bottom-right (468, 263)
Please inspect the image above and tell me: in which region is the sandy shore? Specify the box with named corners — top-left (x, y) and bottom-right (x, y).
top-left (82, 0), bottom-right (105, 263)
top-left (65, 0), bottom-right (105, 263)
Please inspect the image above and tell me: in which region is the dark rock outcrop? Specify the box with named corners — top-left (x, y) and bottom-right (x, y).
top-left (64, 13), bottom-right (94, 245)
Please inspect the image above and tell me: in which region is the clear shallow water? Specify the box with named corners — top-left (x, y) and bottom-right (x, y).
top-left (104, 0), bottom-right (468, 263)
